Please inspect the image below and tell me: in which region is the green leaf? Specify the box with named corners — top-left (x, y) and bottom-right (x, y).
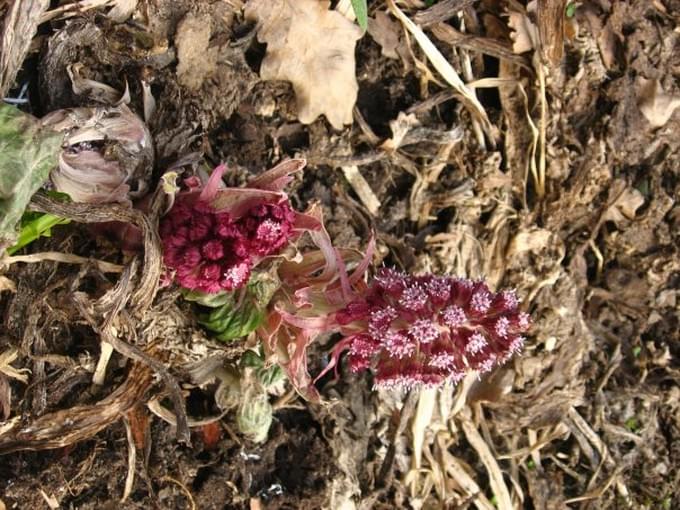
top-left (182, 289), bottom-right (234, 307)
top-left (0, 104), bottom-right (63, 252)
top-left (214, 306), bottom-right (263, 342)
top-left (624, 417), bottom-right (640, 433)
top-left (7, 213), bottom-right (71, 255)
top-left (566, 2), bottom-right (576, 18)
top-left (186, 271), bottom-right (280, 342)
top-left (240, 350), bottom-right (265, 369)
top-left (258, 364), bottom-right (285, 388)
top-left (239, 350), bottom-right (286, 388)
top-left (351, 0), bottom-right (368, 31)
top-left (198, 290), bottom-right (265, 342)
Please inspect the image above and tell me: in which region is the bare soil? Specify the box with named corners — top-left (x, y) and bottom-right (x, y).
top-left (1, 1), bottom-right (679, 508)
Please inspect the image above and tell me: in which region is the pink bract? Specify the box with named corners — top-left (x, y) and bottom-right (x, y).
top-left (256, 204), bottom-right (375, 401)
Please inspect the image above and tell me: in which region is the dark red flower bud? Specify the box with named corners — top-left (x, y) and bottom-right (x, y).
top-left (160, 198), bottom-right (253, 293)
top-left (160, 162), bottom-right (304, 294)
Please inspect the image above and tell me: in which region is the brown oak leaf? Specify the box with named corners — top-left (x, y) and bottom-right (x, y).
top-left (245, 0), bottom-right (362, 129)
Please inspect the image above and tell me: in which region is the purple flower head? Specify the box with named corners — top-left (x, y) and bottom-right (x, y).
top-left (336, 269), bottom-right (531, 391)
top-left (240, 203), bottom-right (297, 256)
top-left (160, 160), bottom-right (306, 294)
top-left (160, 199), bottom-right (252, 293)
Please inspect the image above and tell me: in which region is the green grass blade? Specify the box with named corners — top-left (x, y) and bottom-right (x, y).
top-left (351, 0), bottom-right (368, 30)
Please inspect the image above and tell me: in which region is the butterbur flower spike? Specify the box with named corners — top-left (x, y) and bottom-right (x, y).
top-left (160, 159), bottom-right (305, 294)
top-left (333, 269), bottom-right (531, 391)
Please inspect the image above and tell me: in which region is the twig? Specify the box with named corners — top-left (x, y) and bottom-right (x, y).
top-left (536, 61), bottom-right (547, 197)
top-left (460, 412), bottom-right (513, 510)
top-left (0, 361), bottom-right (152, 453)
top-left (413, 0), bottom-right (476, 27)
top-left (40, 0), bottom-right (110, 23)
top-left (429, 23), bottom-right (533, 73)
top-left (376, 389), bottom-right (419, 487)
top-left (122, 417), bottom-right (136, 502)
top-left (29, 192), bottom-right (162, 312)
top-left (5, 251), bottom-right (125, 273)
top-left (159, 476), bottom-right (197, 510)
top-left (387, 0), bottom-right (491, 136)
top-left (93, 341), bottom-right (114, 386)
top-left (272, 389), bottom-right (298, 410)
top-left (406, 89), bottom-right (457, 115)
top-left (305, 152), bottom-right (386, 168)
top-left (71, 260), bottom-right (190, 444)
top-left (100, 321), bottom-right (191, 445)
top-left (353, 106), bottom-right (381, 145)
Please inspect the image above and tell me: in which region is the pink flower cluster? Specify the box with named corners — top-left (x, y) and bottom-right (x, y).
top-left (336, 268), bottom-right (530, 390)
top-left (160, 198), bottom-right (296, 294)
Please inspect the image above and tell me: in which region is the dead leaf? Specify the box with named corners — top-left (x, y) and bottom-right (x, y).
top-left (0, 376), bottom-right (10, 420)
top-left (381, 112), bottom-right (420, 151)
top-left (175, 13), bottom-right (216, 92)
top-left (0, 275), bottom-right (16, 293)
top-left (245, 0), bottom-right (362, 129)
top-left (506, 8), bottom-right (539, 54)
top-left (637, 77), bottom-right (680, 129)
top-left (341, 165), bottom-right (380, 215)
top-left (602, 180), bottom-right (645, 226)
top-left (67, 63), bottom-right (126, 104)
top-left (107, 0), bottom-right (137, 22)
top-left (0, 0), bottom-right (49, 97)
top-left (583, 6), bottom-right (621, 71)
top-left (368, 11), bottom-right (401, 60)
top-left (0, 348), bottom-right (30, 384)
top-left (507, 227), bottom-right (563, 259)
top-left (39, 490), bottom-right (59, 509)
top-left (199, 421), bottom-right (223, 450)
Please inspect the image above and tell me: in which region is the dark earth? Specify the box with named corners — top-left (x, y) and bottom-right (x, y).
top-left (1, 0), bottom-right (679, 508)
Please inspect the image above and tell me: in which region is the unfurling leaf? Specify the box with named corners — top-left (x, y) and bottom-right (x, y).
top-left (236, 388), bottom-right (273, 443)
top-left (41, 104), bottom-right (153, 204)
top-left (199, 296), bottom-right (264, 342)
top-left (245, 0), bottom-right (362, 129)
top-left (0, 104), bottom-right (63, 252)
top-left (240, 350), bottom-right (285, 388)
top-left (197, 275), bottom-right (279, 341)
